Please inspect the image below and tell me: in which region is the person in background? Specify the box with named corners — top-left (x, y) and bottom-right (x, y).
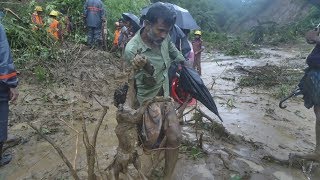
top-left (170, 24), bottom-right (191, 59)
top-left (31, 6), bottom-right (44, 30)
top-left (83, 0), bottom-right (106, 47)
top-left (0, 23), bottom-right (19, 167)
top-left (118, 18), bottom-right (128, 54)
top-left (110, 21), bottom-right (121, 53)
top-left (288, 27), bottom-right (320, 162)
top-left (192, 30), bottom-right (204, 75)
top-left (182, 29), bottom-right (194, 67)
top-left (47, 10), bottom-right (61, 41)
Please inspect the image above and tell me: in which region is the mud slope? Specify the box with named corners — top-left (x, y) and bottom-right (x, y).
top-left (230, 0), bottom-right (311, 32)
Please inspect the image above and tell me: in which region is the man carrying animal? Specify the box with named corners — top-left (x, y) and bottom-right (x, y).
top-left (124, 3), bottom-right (185, 179)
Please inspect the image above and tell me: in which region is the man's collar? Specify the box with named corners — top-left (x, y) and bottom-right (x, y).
top-left (137, 28), bottom-right (152, 52)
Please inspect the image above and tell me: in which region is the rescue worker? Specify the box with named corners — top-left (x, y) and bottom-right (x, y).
top-left (0, 23), bottom-right (19, 167)
top-left (192, 30), bottom-right (205, 75)
top-left (47, 10), bottom-right (61, 41)
top-left (31, 6), bottom-right (44, 30)
top-left (110, 22), bottom-right (121, 53)
top-left (124, 3), bottom-right (184, 179)
top-left (83, 0), bottom-right (106, 47)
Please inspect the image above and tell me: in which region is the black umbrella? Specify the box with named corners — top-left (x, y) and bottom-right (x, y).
top-left (141, 3), bottom-right (200, 30)
top-left (122, 13), bottom-right (141, 33)
top-left (179, 66), bottom-right (223, 121)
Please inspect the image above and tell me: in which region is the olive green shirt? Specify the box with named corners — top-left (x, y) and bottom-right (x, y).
top-left (124, 28), bottom-right (185, 104)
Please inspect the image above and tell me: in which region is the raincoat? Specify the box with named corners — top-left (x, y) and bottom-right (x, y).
top-left (83, 0), bottom-right (106, 28)
top-left (0, 24), bottom-right (18, 142)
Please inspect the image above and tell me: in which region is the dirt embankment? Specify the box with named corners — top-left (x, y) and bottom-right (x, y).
top-left (1, 44), bottom-right (128, 179)
top-left (229, 0), bottom-right (311, 32)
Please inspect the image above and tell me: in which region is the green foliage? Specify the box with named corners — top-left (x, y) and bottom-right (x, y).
top-left (1, 1), bottom-right (59, 69)
top-left (180, 144), bottom-right (205, 160)
top-left (34, 65), bottom-right (48, 82)
top-left (1, 0), bottom-right (149, 71)
top-left (273, 84), bottom-right (292, 99)
top-left (249, 6), bottom-right (320, 45)
top-left (203, 31), bottom-right (260, 57)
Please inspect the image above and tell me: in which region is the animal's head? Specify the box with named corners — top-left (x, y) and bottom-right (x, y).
top-left (113, 83), bottom-right (129, 108)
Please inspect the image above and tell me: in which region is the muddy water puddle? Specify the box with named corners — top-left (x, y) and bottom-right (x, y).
top-left (0, 83), bottom-right (120, 179)
top-left (175, 48), bottom-right (318, 179)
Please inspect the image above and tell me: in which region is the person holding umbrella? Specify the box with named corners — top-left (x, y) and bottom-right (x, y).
top-left (124, 3), bottom-right (185, 179)
top-left (282, 26), bottom-right (320, 162)
top-left (121, 13), bottom-right (141, 48)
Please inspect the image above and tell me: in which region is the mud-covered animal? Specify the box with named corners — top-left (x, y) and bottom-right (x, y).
top-left (109, 83), bottom-right (170, 179)
top-left (113, 83), bottom-right (129, 108)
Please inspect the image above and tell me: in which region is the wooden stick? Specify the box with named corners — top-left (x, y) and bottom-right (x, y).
top-left (195, 108), bottom-right (216, 123)
top-left (28, 122), bottom-right (80, 180)
top-left (82, 97), bottom-right (109, 180)
top-left (58, 118), bottom-right (80, 169)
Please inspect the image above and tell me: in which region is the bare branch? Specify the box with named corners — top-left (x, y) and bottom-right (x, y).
top-left (27, 122), bottom-right (80, 180)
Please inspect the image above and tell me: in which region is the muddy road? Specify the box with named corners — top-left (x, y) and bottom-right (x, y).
top-left (0, 44), bottom-right (319, 180)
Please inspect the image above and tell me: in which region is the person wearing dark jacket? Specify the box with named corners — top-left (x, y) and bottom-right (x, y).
top-left (170, 24), bottom-right (191, 59)
top-left (83, 0), bottom-right (106, 47)
top-left (0, 23), bottom-right (19, 167)
top-left (287, 28), bottom-right (320, 162)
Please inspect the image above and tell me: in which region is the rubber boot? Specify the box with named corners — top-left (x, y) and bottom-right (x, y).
top-left (0, 142), bottom-right (12, 167)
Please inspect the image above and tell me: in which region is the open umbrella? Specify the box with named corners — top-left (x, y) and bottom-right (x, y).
top-left (141, 3), bottom-right (200, 30)
top-left (179, 66), bottom-right (223, 121)
top-left (122, 13), bottom-right (141, 33)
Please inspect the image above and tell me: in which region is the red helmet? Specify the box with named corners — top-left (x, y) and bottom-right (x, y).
top-left (171, 77), bottom-right (196, 106)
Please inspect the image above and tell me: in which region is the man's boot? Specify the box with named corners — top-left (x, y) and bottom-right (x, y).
top-left (0, 142), bottom-right (12, 167)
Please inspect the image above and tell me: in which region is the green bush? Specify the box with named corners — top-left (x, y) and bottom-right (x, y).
top-left (203, 31), bottom-right (260, 57)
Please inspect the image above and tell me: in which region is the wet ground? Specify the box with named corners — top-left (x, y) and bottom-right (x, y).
top-left (0, 45), bottom-right (319, 179)
top-left (173, 46), bottom-right (319, 180)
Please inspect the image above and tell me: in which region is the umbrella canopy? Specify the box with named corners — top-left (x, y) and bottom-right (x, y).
top-left (141, 3), bottom-right (200, 30)
top-left (179, 66), bottom-right (222, 121)
top-left (122, 13), bottom-right (141, 33)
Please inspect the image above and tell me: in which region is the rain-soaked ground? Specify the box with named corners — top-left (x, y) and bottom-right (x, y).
top-left (0, 45), bottom-right (320, 179)
top-left (173, 46), bottom-right (319, 180)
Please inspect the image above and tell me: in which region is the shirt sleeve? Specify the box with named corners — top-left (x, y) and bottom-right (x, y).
top-left (0, 24), bottom-right (18, 88)
top-left (168, 38), bottom-right (185, 63)
top-left (124, 43), bottom-right (135, 65)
